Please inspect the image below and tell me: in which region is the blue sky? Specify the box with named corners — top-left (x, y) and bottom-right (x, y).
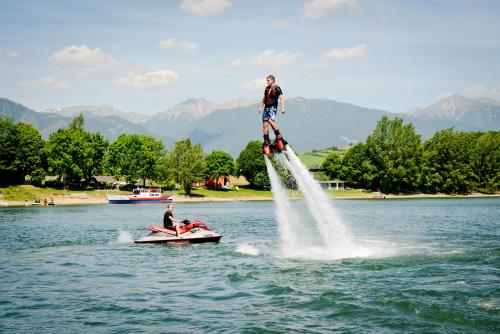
top-left (1, 0), bottom-right (499, 114)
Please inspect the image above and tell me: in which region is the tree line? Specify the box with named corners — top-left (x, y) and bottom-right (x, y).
top-left (0, 114), bottom-right (236, 195)
top-left (322, 116), bottom-right (499, 194)
top-left (1, 114), bottom-right (498, 194)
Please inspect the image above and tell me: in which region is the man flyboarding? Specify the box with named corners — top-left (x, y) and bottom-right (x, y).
top-left (259, 74), bottom-right (286, 155)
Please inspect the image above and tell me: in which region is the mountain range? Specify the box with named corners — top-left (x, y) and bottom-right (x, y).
top-left (1, 94), bottom-right (499, 156)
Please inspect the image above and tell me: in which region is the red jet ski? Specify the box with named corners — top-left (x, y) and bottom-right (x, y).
top-left (135, 220), bottom-right (222, 244)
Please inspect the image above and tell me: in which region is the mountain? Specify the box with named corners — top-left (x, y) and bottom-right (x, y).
top-left (191, 98), bottom-right (377, 154)
top-left (185, 97), bottom-right (489, 156)
top-left (2, 95), bottom-right (499, 156)
top-left (151, 97), bottom-right (255, 122)
top-left (476, 97), bottom-right (500, 106)
top-left (0, 98), bottom-right (152, 140)
top-left (42, 105), bottom-right (148, 123)
top-left (404, 94), bottom-right (500, 129)
top-left (143, 97), bottom-right (256, 140)
top-left (0, 98), bottom-right (68, 137)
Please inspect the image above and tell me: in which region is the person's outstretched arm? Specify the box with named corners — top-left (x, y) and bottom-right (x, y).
top-left (279, 95), bottom-right (286, 113)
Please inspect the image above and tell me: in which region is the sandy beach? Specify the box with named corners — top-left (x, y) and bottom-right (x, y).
top-left (1, 191), bottom-right (498, 207)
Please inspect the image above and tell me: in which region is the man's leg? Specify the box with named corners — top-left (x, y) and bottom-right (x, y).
top-left (263, 121), bottom-right (270, 144)
top-left (263, 121), bottom-right (269, 136)
top-left (268, 119), bottom-right (282, 138)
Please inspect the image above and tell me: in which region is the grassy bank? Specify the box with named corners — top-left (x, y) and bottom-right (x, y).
top-left (1, 184), bottom-right (497, 207)
top-left (0, 184), bottom-right (126, 202)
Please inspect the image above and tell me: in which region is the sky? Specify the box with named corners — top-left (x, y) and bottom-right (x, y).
top-left (1, 0), bottom-right (499, 114)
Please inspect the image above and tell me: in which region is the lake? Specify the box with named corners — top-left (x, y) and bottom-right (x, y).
top-left (0, 198), bottom-right (498, 333)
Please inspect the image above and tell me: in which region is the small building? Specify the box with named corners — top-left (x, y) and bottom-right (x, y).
top-left (92, 175), bottom-right (122, 190)
top-left (205, 176), bottom-right (231, 190)
top-left (319, 180), bottom-right (345, 190)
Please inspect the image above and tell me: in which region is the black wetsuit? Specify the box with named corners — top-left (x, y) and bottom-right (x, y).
top-left (263, 85), bottom-right (283, 107)
top-left (163, 211), bottom-right (174, 229)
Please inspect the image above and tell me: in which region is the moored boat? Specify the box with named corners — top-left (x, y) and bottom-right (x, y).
top-left (107, 187), bottom-right (172, 204)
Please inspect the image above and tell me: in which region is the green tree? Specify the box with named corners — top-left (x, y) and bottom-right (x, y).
top-left (82, 132), bottom-right (108, 182)
top-left (236, 140), bottom-right (267, 188)
top-left (423, 129), bottom-right (479, 194)
top-left (0, 116), bottom-right (21, 184)
top-left (0, 117), bottom-right (47, 185)
top-left (366, 116), bottom-right (423, 193)
top-left (15, 123), bottom-right (46, 185)
top-left (104, 133), bottom-right (165, 186)
top-left (321, 151), bottom-right (342, 179)
top-left (472, 131), bottom-right (500, 192)
top-left (205, 150), bottom-right (235, 187)
top-left (170, 138), bottom-right (206, 196)
top-left (340, 143), bottom-right (378, 189)
top-left (47, 114), bottom-right (109, 188)
top-left (155, 154), bottom-right (173, 185)
top-left (253, 171), bottom-right (270, 190)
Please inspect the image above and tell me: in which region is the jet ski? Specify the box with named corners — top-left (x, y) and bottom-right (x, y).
top-left (135, 220), bottom-right (222, 244)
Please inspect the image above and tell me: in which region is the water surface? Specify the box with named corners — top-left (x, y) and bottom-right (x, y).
top-left (1, 198), bottom-right (498, 333)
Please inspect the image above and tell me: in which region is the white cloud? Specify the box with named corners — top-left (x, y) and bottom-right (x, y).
top-left (462, 84), bottom-right (500, 97)
top-left (463, 84), bottom-right (488, 97)
top-left (159, 38), bottom-right (200, 53)
top-left (228, 49), bottom-right (301, 69)
top-left (179, 0), bottom-right (232, 17)
top-left (322, 44), bottom-right (367, 60)
top-left (114, 70), bottom-right (178, 89)
top-left (49, 44), bottom-right (116, 76)
top-left (19, 77), bottom-right (71, 91)
top-left (305, 44), bottom-right (366, 71)
top-left (303, 0), bottom-right (358, 20)
top-left (242, 78), bottom-right (266, 92)
top-left (272, 20), bottom-right (290, 29)
top-left (249, 49), bottom-right (302, 69)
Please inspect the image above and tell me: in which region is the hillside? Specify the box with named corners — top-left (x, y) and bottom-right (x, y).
top-left (404, 94), bottom-right (500, 129)
top-left (1, 95), bottom-right (499, 156)
top-left (0, 98), bottom-right (153, 140)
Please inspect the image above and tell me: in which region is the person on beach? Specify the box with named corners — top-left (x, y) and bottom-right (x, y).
top-left (258, 74), bottom-right (286, 147)
top-left (163, 203), bottom-right (187, 237)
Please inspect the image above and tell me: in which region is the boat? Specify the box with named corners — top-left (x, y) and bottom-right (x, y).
top-left (107, 187), bottom-right (172, 204)
top-left (135, 220), bottom-right (222, 244)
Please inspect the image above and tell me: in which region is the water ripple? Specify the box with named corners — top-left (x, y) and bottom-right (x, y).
top-left (0, 199), bottom-right (498, 333)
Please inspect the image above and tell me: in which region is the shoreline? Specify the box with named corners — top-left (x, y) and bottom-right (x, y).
top-left (1, 192), bottom-right (498, 207)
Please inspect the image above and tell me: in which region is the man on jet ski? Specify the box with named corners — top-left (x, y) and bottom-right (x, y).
top-left (259, 74), bottom-right (286, 154)
top-left (163, 204), bottom-right (188, 237)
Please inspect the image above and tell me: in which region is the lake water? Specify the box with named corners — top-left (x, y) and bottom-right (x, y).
top-left (1, 198), bottom-right (499, 333)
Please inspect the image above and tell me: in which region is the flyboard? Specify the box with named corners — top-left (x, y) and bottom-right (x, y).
top-left (263, 135), bottom-right (288, 156)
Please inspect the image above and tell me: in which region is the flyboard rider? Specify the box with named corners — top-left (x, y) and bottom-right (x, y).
top-left (258, 74), bottom-right (286, 154)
